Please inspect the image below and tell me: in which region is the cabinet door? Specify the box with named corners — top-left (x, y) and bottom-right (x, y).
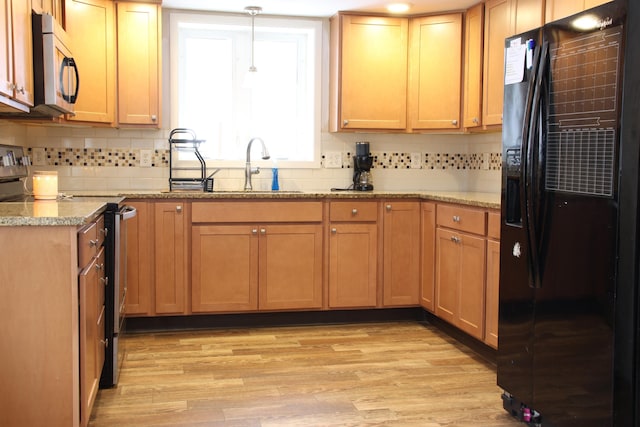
top-left (154, 201), bottom-right (187, 315)
top-left (408, 13), bottom-right (462, 130)
top-left (545, 0), bottom-right (611, 23)
top-left (462, 3), bottom-right (484, 130)
top-left (79, 250), bottom-right (103, 427)
top-left (383, 201), bottom-right (420, 306)
top-left (9, 0), bottom-right (34, 106)
top-left (116, 2), bottom-right (160, 126)
top-left (0, 0), bottom-right (13, 99)
top-left (125, 201), bottom-right (152, 316)
top-left (457, 231), bottom-right (486, 340)
top-left (515, 0), bottom-right (544, 34)
top-left (65, 0), bottom-right (115, 123)
top-left (483, 0), bottom-right (514, 127)
top-left (485, 238), bottom-right (500, 348)
top-left (338, 15), bottom-right (408, 130)
top-left (259, 224), bottom-right (323, 310)
top-left (192, 225), bottom-right (259, 312)
top-left (435, 228), bottom-right (460, 325)
top-left (328, 223), bottom-right (378, 308)
top-left (420, 202), bottom-right (436, 311)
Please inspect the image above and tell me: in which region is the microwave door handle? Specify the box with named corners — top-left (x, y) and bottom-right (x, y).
top-left (60, 57), bottom-right (80, 104)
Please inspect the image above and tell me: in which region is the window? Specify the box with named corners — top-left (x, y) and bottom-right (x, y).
top-left (170, 12), bottom-right (322, 167)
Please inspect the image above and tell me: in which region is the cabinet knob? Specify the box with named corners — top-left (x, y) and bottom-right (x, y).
top-left (451, 119), bottom-right (458, 126)
top-left (176, 205), bottom-right (182, 213)
top-left (343, 119), bottom-right (349, 127)
top-left (331, 228), bottom-right (337, 234)
top-left (386, 204), bottom-right (392, 212)
top-left (450, 236), bottom-right (461, 243)
top-left (452, 215), bottom-right (460, 222)
top-left (95, 263), bottom-right (103, 271)
top-left (89, 239), bottom-right (98, 247)
top-left (260, 228), bottom-right (266, 234)
top-left (252, 228), bottom-right (258, 235)
top-left (473, 117), bottom-right (479, 124)
top-left (17, 86), bottom-right (25, 94)
top-left (151, 115), bottom-right (157, 122)
top-left (351, 208), bottom-right (358, 216)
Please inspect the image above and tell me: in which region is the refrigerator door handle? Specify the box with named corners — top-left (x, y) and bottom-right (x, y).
top-left (524, 41), bottom-right (549, 289)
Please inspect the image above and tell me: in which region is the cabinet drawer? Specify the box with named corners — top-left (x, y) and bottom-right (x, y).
top-left (487, 210), bottom-right (500, 240)
top-left (78, 221), bottom-right (99, 267)
top-left (436, 204), bottom-right (486, 235)
top-left (192, 201), bottom-right (323, 223)
top-left (330, 201), bottom-right (378, 222)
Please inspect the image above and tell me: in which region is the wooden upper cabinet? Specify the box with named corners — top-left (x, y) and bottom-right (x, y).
top-left (116, 1), bottom-right (161, 127)
top-left (514, 0), bottom-right (544, 34)
top-left (482, 0), bottom-right (515, 127)
top-left (65, 0), bottom-right (115, 123)
top-left (462, 3), bottom-right (484, 130)
top-left (545, 0), bottom-right (612, 23)
top-left (330, 14), bottom-right (408, 131)
top-left (408, 13), bottom-right (462, 131)
top-left (0, 0), bottom-right (34, 111)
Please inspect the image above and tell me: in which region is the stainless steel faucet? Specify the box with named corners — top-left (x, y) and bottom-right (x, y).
top-left (244, 137), bottom-right (270, 191)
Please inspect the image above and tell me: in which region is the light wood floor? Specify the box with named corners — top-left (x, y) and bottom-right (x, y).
top-left (89, 321), bottom-right (522, 427)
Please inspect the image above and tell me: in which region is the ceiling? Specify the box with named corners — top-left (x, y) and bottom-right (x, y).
top-left (161, 0), bottom-right (478, 18)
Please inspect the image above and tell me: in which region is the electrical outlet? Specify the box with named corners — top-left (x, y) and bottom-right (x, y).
top-left (140, 149), bottom-right (153, 167)
top-left (32, 147), bottom-right (46, 166)
top-left (410, 152), bottom-right (422, 169)
top-left (324, 151), bottom-right (343, 168)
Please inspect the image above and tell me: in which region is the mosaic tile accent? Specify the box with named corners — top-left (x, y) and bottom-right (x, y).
top-left (29, 147), bottom-right (502, 170)
top-left (27, 148), bottom-right (170, 167)
top-left (323, 151), bottom-right (502, 170)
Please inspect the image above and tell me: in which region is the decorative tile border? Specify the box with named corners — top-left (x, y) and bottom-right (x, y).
top-left (330, 151), bottom-right (502, 170)
top-left (27, 147), bottom-right (502, 170)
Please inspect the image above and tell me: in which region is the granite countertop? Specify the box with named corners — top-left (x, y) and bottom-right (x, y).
top-left (0, 196), bottom-right (123, 227)
top-left (0, 191), bottom-right (500, 227)
top-left (119, 190), bottom-right (501, 209)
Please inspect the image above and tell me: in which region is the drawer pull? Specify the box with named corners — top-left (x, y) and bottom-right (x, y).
top-left (99, 227), bottom-right (107, 237)
top-left (450, 236), bottom-right (461, 243)
top-left (452, 215), bottom-right (461, 223)
top-left (89, 239), bottom-right (98, 247)
top-left (94, 263), bottom-right (103, 271)
top-left (99, 277), bottom-right (108, 286)
top-left (351, 208), bottom-right (358, 216)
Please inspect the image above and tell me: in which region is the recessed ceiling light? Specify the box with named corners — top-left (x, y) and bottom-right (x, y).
top-left (387, 2), bottom-right (411, 13)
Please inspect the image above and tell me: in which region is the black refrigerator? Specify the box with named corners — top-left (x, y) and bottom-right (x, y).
top-left (498, 1), bottom-right (640, 426)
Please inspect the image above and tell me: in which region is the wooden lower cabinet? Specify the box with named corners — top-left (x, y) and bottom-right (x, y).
top-left (435, 227), bottom-right (486, 340)
top-left (383, 201), bottom-right (420, 306)
top-left (485, 239), bottom-right (500, 348)
top-left (192, 225), bottom-right (258, 312)
top-left (328, 223), bottom-right (378, 308)
top-left (154, 201), bottom-right (189, 315)
top-left (124, 201), bottom-right (152, 316)
top-left (420, 202), bottom-right (436, 311)
top-left (192, 223), bottom-right (323, 312)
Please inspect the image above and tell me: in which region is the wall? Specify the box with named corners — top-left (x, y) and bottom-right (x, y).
top-left (0, 120), bottom-right (501, 193)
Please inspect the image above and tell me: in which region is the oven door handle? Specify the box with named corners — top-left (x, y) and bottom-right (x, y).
top-left (119, 205), bottom-right (137, 220)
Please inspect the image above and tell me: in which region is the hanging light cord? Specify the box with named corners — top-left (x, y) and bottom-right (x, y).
top-left (245, 6), bottom-right (262, 72)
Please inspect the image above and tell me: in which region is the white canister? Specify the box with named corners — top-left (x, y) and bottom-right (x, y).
top-left (32, 171), bottom-right (58, 200)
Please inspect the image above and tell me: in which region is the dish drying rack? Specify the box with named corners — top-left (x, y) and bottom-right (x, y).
top-left (169, 128), bottom-right (213, 191)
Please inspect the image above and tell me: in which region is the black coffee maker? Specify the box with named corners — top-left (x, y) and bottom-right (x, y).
top-left (353, 142), bottom-right (374, 191)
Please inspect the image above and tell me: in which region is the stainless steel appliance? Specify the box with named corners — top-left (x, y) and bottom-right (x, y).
top-left (353, 142), bottom-right (373, 191)
top-left (498, 1), bottom-right (639, 425)
top-left (101, 202), bottom-right (136, 387)
top-left (31, 13), bottom-right (79, 116)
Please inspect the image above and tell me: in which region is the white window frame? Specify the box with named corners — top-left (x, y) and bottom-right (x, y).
top-left (169, 11), bottom-right (323, 169)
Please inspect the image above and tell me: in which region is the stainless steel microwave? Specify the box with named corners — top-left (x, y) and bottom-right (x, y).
top-left (31, 13), bottom-right (79, 116)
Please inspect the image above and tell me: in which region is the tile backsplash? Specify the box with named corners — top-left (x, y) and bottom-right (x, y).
top-left (0, 122), bottom-right (502, 193)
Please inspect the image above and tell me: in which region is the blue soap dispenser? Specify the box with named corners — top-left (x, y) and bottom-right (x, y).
top-left (271, 162), bottom-right (279, 191)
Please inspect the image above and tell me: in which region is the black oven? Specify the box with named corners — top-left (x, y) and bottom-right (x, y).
top-left (101, 202), bottom-right (136, 387)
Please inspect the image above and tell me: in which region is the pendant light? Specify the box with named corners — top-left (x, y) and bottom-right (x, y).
top-left (243, 6), bottom-right (262, 88)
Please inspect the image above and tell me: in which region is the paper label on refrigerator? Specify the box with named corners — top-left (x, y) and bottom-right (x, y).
top-left (505, 40), bottom-right (527, 85)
